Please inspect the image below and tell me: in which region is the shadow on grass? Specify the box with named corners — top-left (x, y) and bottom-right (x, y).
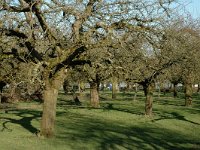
top-left (58, 98), bottom-right (145, 115)
top-left (154, 98), bottom-right (185, 107)
top-left (0, 109), bottom-right (41, 133)
top-left (191, 93), bottom-right (200, 109)
top-left (102, 102), bottom-right (144, 115)
top-left (56, 112), bottom-right (200, 150)
top-left (99, 92), bottom-right (145, 101)
top-left (58, 99), bottom-right (79, 106)
top-left (152, 111), bottom-right (200, 125)
top-left (0, 109), bottom-right (70, 134)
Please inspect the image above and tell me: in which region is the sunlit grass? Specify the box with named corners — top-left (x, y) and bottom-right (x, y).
top-left (0, 91), bottom-right (200, 150)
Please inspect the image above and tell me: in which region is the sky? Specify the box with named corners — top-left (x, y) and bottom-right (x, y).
top-left (180, 0), bottom-right (200, 18)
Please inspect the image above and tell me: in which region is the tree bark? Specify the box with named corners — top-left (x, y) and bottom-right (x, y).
top-left (9, 83), bottom-right (21, 102)
top-left (40, 69), bottom-right (66, 137)
top-left (0, 92), bottom-right (2, 103)
top-left (101, 82), bottom-right (105, 91)
top-left (63, 80), bottom-right (69, 94)
top-left (143, 83), bottom-right (154, 116)
top-left (40, 87), bottom-right (58, 137)
top-left (197, 83), bottom-right (200, 93)
top-left (133, 83), bottom-right (138, 101)
top-left (157, 82), bottom-right (161, 99)
top-left (184, 82), bottom-right (193, 106)
top-left (173, 83), bottom-right (178, 98)
top-left (112, 76), bottom-right (118, 99)
top-left (90, 82), bottom-right (100, 108)
top-left (78, 81), bottom-right (85, 94)
top-left (0, 81), bottom-right (5, 103)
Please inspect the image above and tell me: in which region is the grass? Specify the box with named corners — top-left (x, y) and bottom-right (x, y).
top-left (0, 91), bottom-right (200, 150)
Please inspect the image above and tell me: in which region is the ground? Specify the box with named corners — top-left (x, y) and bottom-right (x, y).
top-left (0, 91), bottom-right (200, 150)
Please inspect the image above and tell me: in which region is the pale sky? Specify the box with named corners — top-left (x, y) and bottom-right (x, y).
top-left (180, 0), bottom-right (200, 18)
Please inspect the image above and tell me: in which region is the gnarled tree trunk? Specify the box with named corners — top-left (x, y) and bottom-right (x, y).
top-left (41, 87), bottom-right (58, 137)
top-left (40, 69), bottom-right (66, 137)
top-left (143, 82), bottom-right (154, 116)
top-left (90, 81), bottom-right (100, 108)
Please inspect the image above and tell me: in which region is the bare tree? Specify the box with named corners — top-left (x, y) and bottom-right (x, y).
top-left (0, 0), bottom-right (120, 137)
top-left (0, 0), bottom-right (177, 136)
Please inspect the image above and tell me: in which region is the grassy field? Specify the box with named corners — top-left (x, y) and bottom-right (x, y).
top-left (0, 91), bottom-right (200, 150)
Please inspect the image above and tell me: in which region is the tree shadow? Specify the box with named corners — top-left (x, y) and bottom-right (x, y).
top-left (191, 94), bottom-right (200, 109)
top-left (102, 102), bottom-right (144, 115)
top-left (152, 111), bottom-right (200, 125)
top-left (0, 109), bottom-right (41, 133)
top-left (99, 96), bottom-right (112, 101)
top-left (99, 92), bottom-right (145, 101)
top-left (57, 99), bottom-right (88, 110)
top-left (153, 97), bottom-right (185, 107)
top-left (56, 112), bottom-right (200, 150)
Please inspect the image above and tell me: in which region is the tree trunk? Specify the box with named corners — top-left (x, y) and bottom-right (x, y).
top-left (90, 82), bottom-right (100, 108)
top-left (112, 77), bottom-right (118, 99)
top-left (40, 87), bottom-right (58, 137)
top-left (0, 88), bottom-right (5, 103)
top-left (126, 81), bottom-right (132, 92)
top-left (78, 82), bottom-right (81, 93)
top-left (197, 83), bottom-right (200, 93)
top-left (63, 80), bottom-right (69, 94)
top-left (78, 81), bottom-right (85, 94)
top-left (8, 83), bottom-right (21, 102)
top-left (173, 83), bottom-right (178, 98)
top-left (0, 91), bottom-right (2, 103)
top-left (157, 82), bottom-right (161, 99)
top-left (0, 87), bottom-right (3, 104)
top-left (184, 82), bottom-right (193, 106)
top-left (143, 83), bottom-right (154, 116)
top-left (0, 81), bottom-right (5, 103)
top-left (133, 83), bottom-right (138, 101)
top-left (40, 69), bottom-right (66, 138)
top-left (101, 82), bottom-right (105, 91)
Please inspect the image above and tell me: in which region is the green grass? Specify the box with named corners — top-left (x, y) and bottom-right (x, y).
top-left (0, 91), bottom-right (200, 150)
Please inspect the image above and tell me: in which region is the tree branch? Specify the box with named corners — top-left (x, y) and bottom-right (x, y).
top-left (53, 46), bottom-right (87, 74)
top-left (1, 4), bottom-right (30, 12)
top-left (1, 29), bottom-right (43, 62)
top-left (33, 3), bottom-right (57, 42)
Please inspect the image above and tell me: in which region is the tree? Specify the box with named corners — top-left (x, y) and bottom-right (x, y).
top-left (73, 46), bottom-right (113, 107)
top-left (117, 29), bottom-right (182, 115)
top-left (1, 0), bottom-right (147, 137)
top-left (162, 17), bottom-right (200, 106)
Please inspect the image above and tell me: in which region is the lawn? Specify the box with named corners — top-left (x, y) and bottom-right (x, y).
top-left (0, 91), bottom-right (200, 150)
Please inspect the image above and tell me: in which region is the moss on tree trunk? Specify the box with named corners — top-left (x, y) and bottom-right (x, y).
top-left (40, 69), bottom-right (66, 138)
top-left (40, 87), bottom-right (58, 137)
